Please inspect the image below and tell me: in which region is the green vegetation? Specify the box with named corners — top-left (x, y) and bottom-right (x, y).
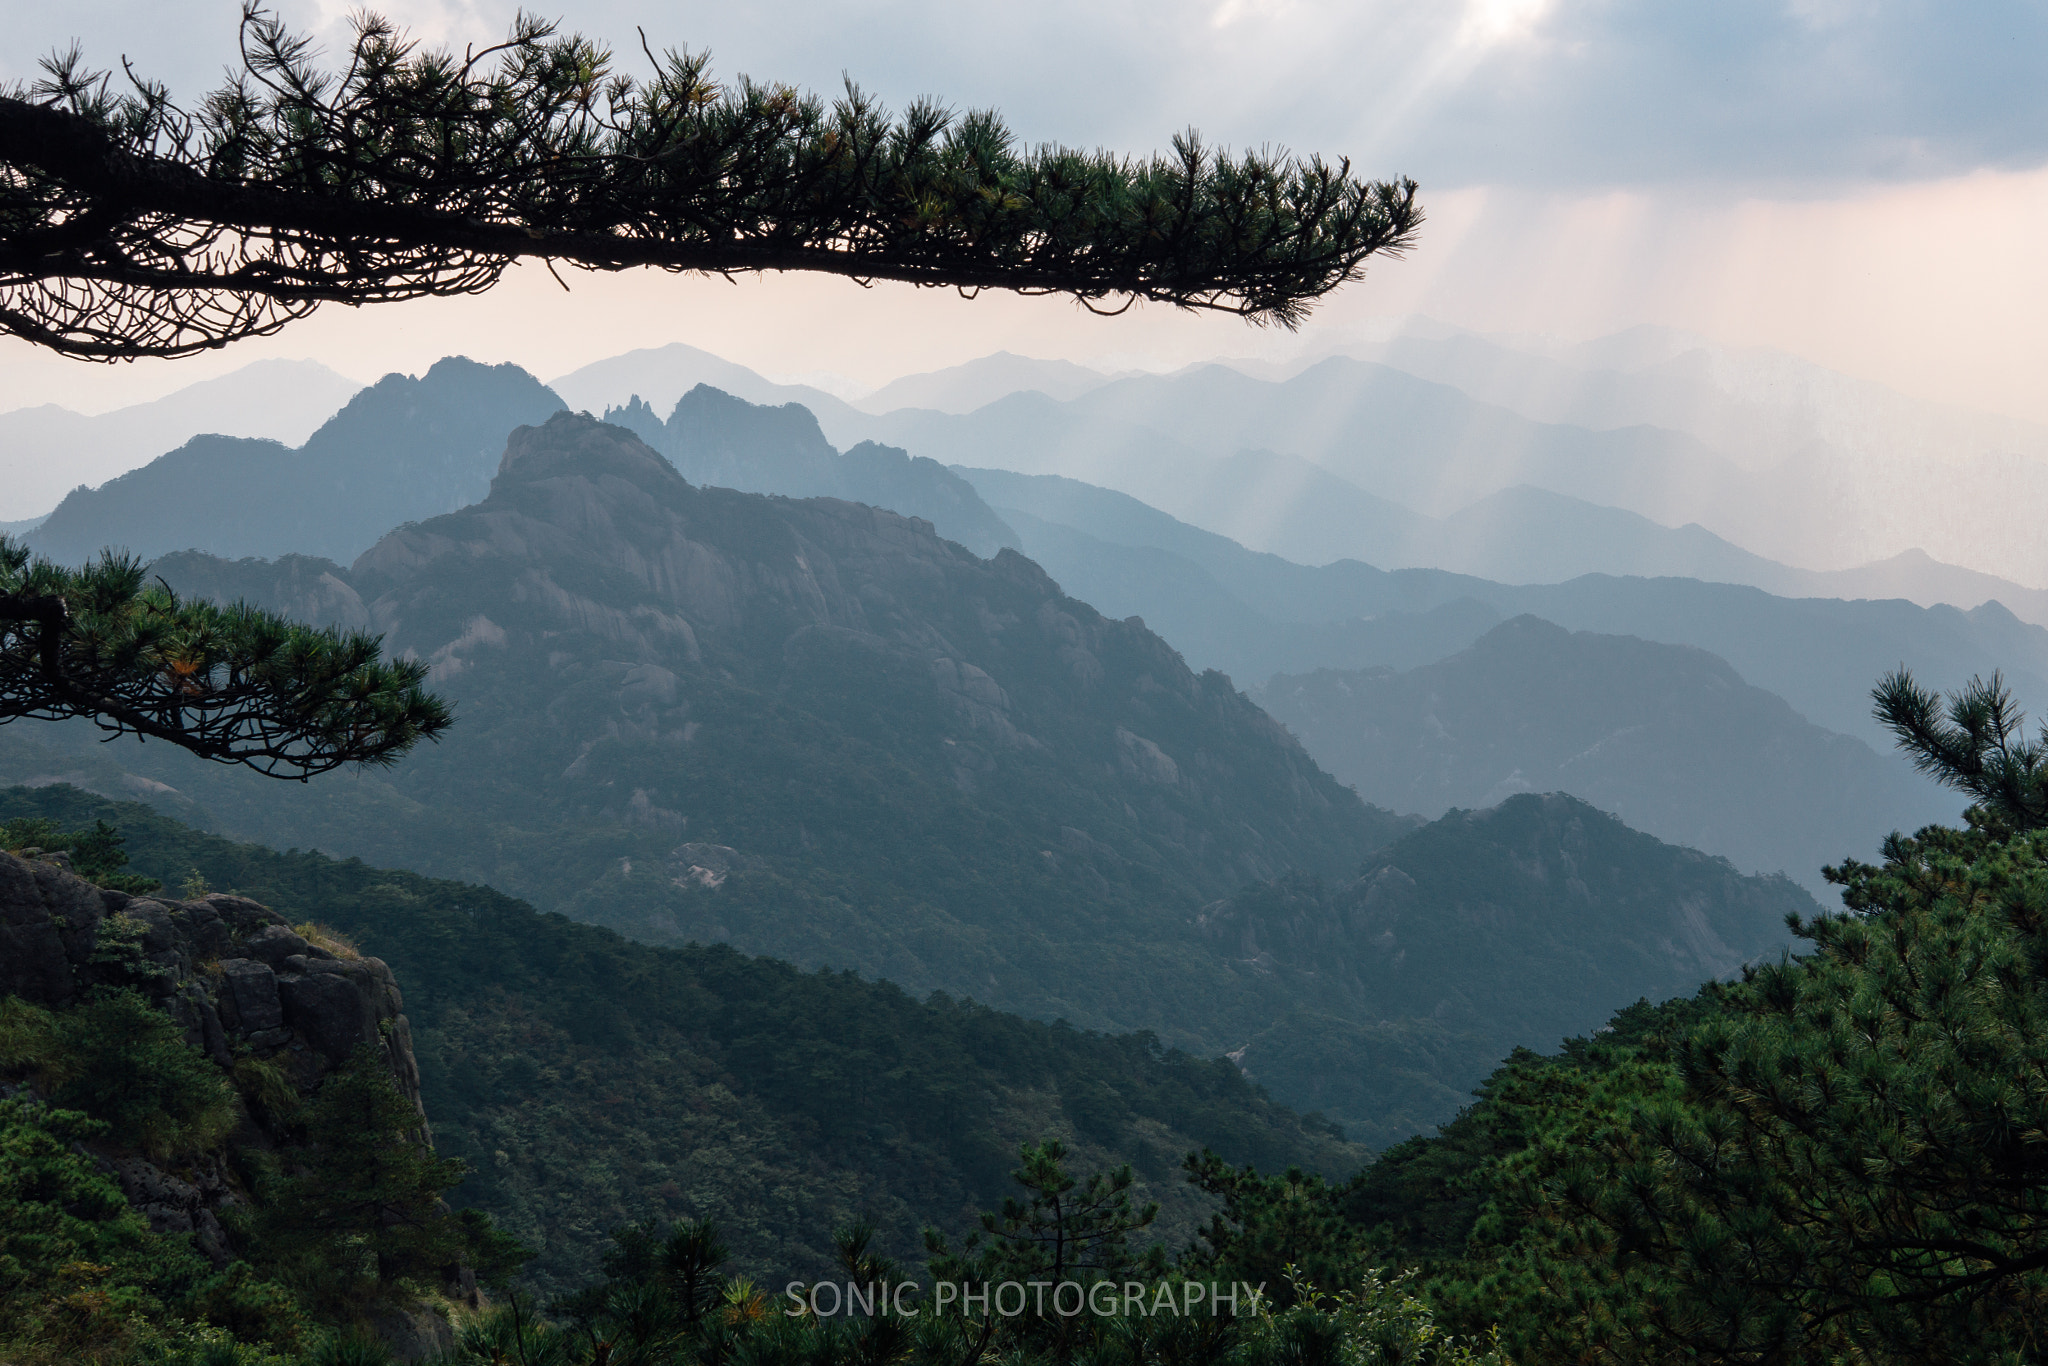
top-left (0, 814), bottom-right (161, 892)
top-left (1336, 811), bottom-right (2048, 1363)
top-left (0, 992), bottom-right (237, 1160)
top-left (0, 993), bottom-right (513, 1365)
top-left (1877, 666), bottom-right (2048, 826)
top-left (0, 1097), bottom-right (302, 1366)
top-left (0, 539), bottom-right (448, 778)
top-left (0, 785), bottom-right (1367, 1299)
top-left (248, 1047), bottom-right (529, 1313)
top-left (499, 1143), bottom-right (1504, 1366)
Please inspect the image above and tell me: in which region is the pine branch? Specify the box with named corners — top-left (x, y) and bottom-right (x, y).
top-left (1874, 668), bottom-right (2048, 829)
top-left (0, 5), bottom-right (1423, 361)
top-left (0, 538), bottom-right (449, 778)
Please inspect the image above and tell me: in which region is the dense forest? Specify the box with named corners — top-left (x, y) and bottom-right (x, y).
top-left (0, 786), bottom-right (1363, 1292)
top-left (7, 793), bottom-right (2045, 1364)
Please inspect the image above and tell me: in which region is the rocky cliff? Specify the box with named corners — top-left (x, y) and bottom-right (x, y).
top-left (0, 847), bottom-right (430, 1282)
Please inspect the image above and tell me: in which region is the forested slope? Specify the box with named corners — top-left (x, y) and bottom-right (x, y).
top-left (0, 784), bottom-right (1365, 1295)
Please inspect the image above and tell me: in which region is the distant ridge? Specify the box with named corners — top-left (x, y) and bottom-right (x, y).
top-left (1254, 616), bottom-right (1956, 896)
top-left (0, 359), bottom-right (363, 520)
top-left (27, 357), bottom-right (563, 566)
top-left (853, 351), bottom-right (1121, 415)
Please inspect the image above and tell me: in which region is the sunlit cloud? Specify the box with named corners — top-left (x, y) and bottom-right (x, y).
top-left (1456, 0), bottom-right (1553, 48)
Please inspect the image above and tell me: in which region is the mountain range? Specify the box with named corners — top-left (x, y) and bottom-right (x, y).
top-left (26, 358), bottom-right (562, 566)
top-left (17, 335), bottom-right (2048, 617)
top-left (1253, 616), bottom-right (1957, 894)
top-left (961, 466), bottom-right (2048, 753)
top-left (549, 339), bottom-right (2048, 616)
top-left (0, 408), bottom-right (1813, 1143)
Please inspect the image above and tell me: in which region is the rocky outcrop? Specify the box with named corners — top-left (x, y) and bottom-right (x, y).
top-left (604, 383), bottom-right (1022, 558)
top-left (0, 849), bottom-right (428, 1254)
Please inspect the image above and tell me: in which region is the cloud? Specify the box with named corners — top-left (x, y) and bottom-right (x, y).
top-left (3, 0), bottom-right (2041, 190)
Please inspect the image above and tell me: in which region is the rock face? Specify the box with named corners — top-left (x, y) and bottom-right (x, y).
top-left (0, 849), bottom-right (427, 1258)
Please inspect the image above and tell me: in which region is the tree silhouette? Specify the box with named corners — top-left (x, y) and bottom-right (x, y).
top-left (0, 5), bottom-right (1422, 362)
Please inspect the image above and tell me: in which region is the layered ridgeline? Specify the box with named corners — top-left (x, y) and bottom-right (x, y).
top-left (45, 411), bottom-right (1403, 1041)
top-left (28, 358), bottom-right (565, 565)
top-left (961, 467), bottom-right (2045, 754)
top-left (0, 785), bottom-right (1363, 1302)
top-left (600, 383), bottom-right (1019, 557)
top-left (0, 411), bottom-right (1809, 1142)
top-left (813, 352), bottom-right (2048, 594)
top-left (1254, 617), bottom-right (1955, 895)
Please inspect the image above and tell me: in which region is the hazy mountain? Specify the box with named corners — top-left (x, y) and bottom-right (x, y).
top-left (0, 414), bottom-right (1817, 1142)
top-left (1254, 616), bottom-right (1957, 895)
top-left (601, 385), bottom-right (1019, 557)
top-left (550, 341), bottom-right (855, 421)
top-left (964, 467), bottom-right (2048, 750)
top-left (989, 508), bottom-right (1506, 683)
top-left (837, 349), bottom-right (2048, 591)
top-left (853, 351), bottom-right (1121, 415)
top-left (970, 461), bottom-right (2048, 624)
top-left (852, 357), bottom-right (1742, 522)
top-left (1203, 792), bottom-right (1813, 1142)
top-left (534, 340), bottom-right (2048, 606)
top-left (27, 357), bottom-right (563, 566)
top-left (0, 359), bottom-right (364, 520)
top-left (1346, 323), bottom-right (2048, 586)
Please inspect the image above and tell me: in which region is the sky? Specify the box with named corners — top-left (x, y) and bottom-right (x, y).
top-left (2, 0), bottom-right (2045, 422)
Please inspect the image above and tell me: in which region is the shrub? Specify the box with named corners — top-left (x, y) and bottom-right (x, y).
top-left (30, 990), bottom-right (240, 1160)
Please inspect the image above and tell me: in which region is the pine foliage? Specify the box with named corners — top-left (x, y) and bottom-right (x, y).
top-left (1874, 667), bottom-right (2048, 828)
top-left (0, 540), bottom-right (447, 777)
top-left (0, 5), bottom-right (1421, 360)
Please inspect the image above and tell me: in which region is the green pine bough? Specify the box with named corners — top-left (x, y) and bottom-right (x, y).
top-left (0, 539), bottom-right (448, 777)
top-left (1874, 667), bottom-right (2048, 829)
top-left (0, 4), bottom-right (1420, 361)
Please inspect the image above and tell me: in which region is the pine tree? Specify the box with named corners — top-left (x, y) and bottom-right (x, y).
top-left (926, 1139), bottom-right (1166, 1291)
top-left (251, 1045), bottom-right (513, 1301)
top-left (1469, 818), bottom-right (2048, 1364)
top-left (0, 5), bottom-right (1420, 362)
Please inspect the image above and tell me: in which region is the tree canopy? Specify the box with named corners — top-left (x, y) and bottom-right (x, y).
top-left (0, 539), bottom-right (448, 778)
top-left (0, 4), bottom-right (1423, 362)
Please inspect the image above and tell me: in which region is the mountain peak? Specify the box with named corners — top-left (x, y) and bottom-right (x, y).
top-left (494, 410), bottom-right (682, 493)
